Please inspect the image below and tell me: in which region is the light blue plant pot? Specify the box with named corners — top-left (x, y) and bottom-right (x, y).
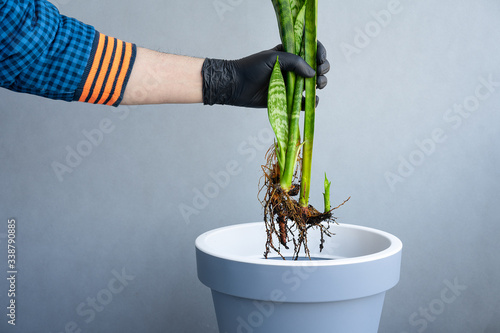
top-left (196, 222), bottom-right (402, 333)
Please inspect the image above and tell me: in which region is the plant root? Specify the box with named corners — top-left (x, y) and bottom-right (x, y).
top-left (259, 145), bottom-right (349, 260)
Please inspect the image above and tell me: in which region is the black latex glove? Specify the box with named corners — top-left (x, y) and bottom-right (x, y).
top-left (202, 41), bottom-right (330, 108)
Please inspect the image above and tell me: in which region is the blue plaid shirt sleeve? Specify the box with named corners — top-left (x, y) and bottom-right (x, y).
top-left (0, 0), bottom-right (136, 106)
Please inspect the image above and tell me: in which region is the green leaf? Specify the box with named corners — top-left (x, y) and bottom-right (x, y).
top-left (323, 173), bottom-right (331, 213)
top-left (279, 73), bottom-right (304, 191)
top-left (268, 56), bottom-right (289, 174)
top-left (272, 0), bottom-right (297, 116)
top-left (271, 0), bottom-right (295, 54)
top-left (293, 2), bottom-right (306, 55)
top-left (290, 0), bottom-right (306, 22)
top-left (299, 0), bottom-right (317, 207)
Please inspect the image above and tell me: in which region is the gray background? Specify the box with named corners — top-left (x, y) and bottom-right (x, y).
top-left (1, 0), bottom-right (499, 332)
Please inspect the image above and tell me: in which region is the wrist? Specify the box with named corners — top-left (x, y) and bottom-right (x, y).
top-left (201, 58), bottom-right (237, 106)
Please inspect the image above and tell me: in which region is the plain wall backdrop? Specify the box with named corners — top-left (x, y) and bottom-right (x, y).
top-left (1, 0), bottom-right (500, 332)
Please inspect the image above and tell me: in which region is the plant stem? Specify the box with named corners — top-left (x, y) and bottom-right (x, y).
top-left (281, 3), bottom-right (306, 188)
top-left (299, 0), bottom-right (317, 207)
top-left (280, 73), bottom-right (304, 191)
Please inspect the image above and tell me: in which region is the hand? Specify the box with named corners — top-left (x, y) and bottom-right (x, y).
top-left (202, 41), bottom-right (330, 108)
top-left (273, 41), bottom-right (330, 90)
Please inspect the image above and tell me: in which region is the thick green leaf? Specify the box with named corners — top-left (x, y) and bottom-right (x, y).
top-left (268, 56), bottom-right (289, 174)
top-left (271, 0), bottom-right (295, 54)
top-left (299, 0), bottom-right (317, 207)
top-left (293, 2), bottom-right (306, 55)
top-left (272, 0), bottom-right (297, 117)
top-left (290, 0), bottom-right (306, 22)
top-left (280, 66), bottom-right (304, 191)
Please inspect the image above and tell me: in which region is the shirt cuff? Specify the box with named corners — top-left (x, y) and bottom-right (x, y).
top-left (74, 32), bottom-right (137, 107)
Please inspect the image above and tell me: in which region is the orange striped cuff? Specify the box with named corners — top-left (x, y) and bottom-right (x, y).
top-left (74, 32), bottom-right (137, 107)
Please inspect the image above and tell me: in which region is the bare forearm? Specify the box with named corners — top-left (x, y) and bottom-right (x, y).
top-left (121, 47), bottom-right (204, 105)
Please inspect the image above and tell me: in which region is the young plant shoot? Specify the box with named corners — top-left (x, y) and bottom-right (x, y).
top-left (262, 0), bottom-right (349, 260)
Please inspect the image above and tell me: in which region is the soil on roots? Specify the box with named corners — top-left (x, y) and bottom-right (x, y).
top-left (259, 146), bottom-right (349, 260)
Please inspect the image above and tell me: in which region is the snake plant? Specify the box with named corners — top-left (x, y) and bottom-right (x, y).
top-left (263, 0), bottom-right (347, 259)
top-left (267, 0), bottom-right (324, 207)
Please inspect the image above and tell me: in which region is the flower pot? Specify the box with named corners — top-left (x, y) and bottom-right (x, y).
top-left (196, 222), bottom-right (402, 333)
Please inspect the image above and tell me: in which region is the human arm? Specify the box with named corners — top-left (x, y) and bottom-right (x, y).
top-left (121, 42), bottom-right (329, 107)
top-left (1, 0), bottom-right (329, 108)
top-left (121, 48), bottom-right (204, 105)
top-left (0, 0), bottom-right (136, 106)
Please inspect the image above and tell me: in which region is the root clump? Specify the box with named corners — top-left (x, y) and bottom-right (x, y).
top-left (259, 146), bottom-right (349, 260)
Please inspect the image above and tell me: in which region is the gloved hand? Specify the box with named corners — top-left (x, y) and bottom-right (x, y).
top-left (202, 41), bottom-right (330, 108)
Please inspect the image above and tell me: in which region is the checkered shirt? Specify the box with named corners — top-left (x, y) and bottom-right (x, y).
top-left (0, 0), bottom-right (136, 106)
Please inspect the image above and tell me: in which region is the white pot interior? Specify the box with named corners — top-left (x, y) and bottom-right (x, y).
top-left (196, 222), bottom-right (402, 266)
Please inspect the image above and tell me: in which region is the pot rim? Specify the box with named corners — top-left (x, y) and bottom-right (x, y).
top-left (196, 222), bottom-right (402, 267)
